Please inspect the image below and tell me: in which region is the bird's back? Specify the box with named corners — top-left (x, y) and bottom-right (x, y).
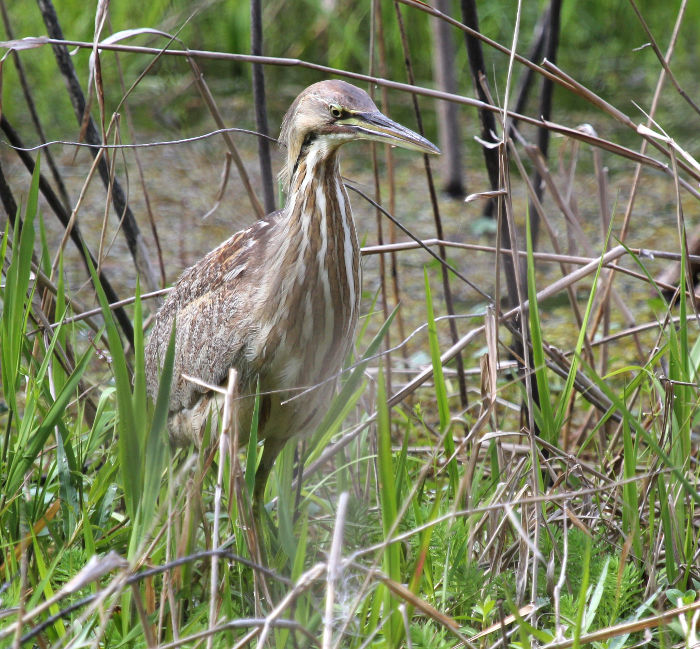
top-left (145, 215), bottom-right (276, 418)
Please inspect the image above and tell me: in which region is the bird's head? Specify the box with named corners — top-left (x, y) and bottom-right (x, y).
top-left (279, 79), bottom-right (439, 184)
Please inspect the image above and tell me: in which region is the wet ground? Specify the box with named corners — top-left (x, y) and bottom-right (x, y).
top-left (2, 100), bottom-right (697, 387)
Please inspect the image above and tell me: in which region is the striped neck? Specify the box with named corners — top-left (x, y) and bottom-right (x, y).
top-left (282, 138), bottom-right (351, 260)
top-left (286, 136), bottom-right (342, 206)
top-left (260, 137), bottom-right (360, 381)
top-left (282, 139), bottom-right (358, 314)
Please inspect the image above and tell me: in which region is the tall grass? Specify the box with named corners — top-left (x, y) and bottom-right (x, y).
top-left (2, 164), bottom-right (699, 647)
top-left (1, 0), bottom-right (700, 647)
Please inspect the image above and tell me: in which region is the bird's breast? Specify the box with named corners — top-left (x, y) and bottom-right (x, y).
top-left (256, 174), bottom-right (360, 396)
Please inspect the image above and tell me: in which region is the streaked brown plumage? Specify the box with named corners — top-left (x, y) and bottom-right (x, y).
top-left (145, 80), bottom-right (439, 501)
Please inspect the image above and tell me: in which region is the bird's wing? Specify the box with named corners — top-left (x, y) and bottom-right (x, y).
top-left (145, 215), bottom-right (278, 411)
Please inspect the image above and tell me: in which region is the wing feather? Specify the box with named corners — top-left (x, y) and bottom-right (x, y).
top-left (145, 215), bottom-right (278, 411)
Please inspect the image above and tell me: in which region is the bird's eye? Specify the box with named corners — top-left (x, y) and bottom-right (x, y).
top-left (329, 104), bottom-right (343, 118)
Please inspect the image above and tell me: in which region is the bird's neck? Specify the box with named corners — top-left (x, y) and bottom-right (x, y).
top-left (263, 138), bottom-right (359, 368)
top-left (283, 139), bottom-right (355, 248)
top-left (286, 138), bottom-right (342, 206)
top-left (283, 141), bottom-right (353, 246)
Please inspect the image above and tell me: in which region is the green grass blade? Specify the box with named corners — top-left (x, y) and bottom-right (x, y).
top-left (408, 487), bottom-right (440, 605)
top-left (424, 269), bottom-right (457, 494)
top-left (134, 318), bottom-right (176, 553)
top-left (52, 252), bottom-right (68, 393)
top-left (656, 473), bottom-right (677, 583)
top-left (303, 384), bottom-right (366, 471)
top-left (579, 355), bottom-right (699, 505)
top-left (4, 343), bottom-right (93, 496)
top-left (621, 417), bottom-right (641, 557)
top-left (666, 235), bottom-right (690, 547)
top-left (607, 592), bottom-right (658, 649)
top-left (583, 556), bottom-right (609, 632)
top-left (274, 441), bottom-right (298, 562)
top-left (525, 211), bottom-right (555, 439)
top-left (132, 277), bottom-right (147, 424)
top-left (84, 251), bottom-right (141, 521)
top-left (376, 363), bottom-right (402, 646)
top-left (302, 306), bottom-right (398, 473)
top-left (314, 304), bottom-right (398, 438)
top-left (1, 157), bottom-right (40, 414)
top-left (554, 223), bottom-right (614, 431)
top-left (572, 534), bottom-right (592, 649)
top-left (245, 385), bottom-right (261, 497)
top-left (30, 532), bottom-right (67, 637)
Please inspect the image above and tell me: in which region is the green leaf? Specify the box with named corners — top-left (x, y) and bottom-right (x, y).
top-left (525, 211), bottom-right (555, 440)
top-left (1, 156), bottom-right (40, 414)
top-left (245, 385), bottom-right (261, 497)
top-left (583, 556), bottom-right (609, 632)
top-left (554, 221), bottom-right (614, 431)
top-left (314, 304), bottom-right (398, 439)
top-left (4, 343), bottom-right (93, 495)
top-left (133, 317), bottom-right (175, 553)
top-left (84, 250), bottom-right (141, 521)
top-left (424, 269), bottom-right (457, 494)
top-left (579, 355), bottom-right (699, 505)
top-left (132, 277), bottom-right (147, 425)
top-left (572, 535), bottom-right (592, 649)
top-left (376, 363), bottom-right (402, 646)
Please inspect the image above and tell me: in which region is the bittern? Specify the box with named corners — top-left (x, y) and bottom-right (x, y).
top-left (145, 80), bottom-right (439, 501)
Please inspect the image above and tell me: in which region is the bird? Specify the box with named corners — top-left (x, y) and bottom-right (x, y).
top-left (144, 79), bottom-right (439, 503)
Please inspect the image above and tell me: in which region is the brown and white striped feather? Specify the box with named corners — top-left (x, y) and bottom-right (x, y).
top-left (145, 143), bottom-right (359, 448)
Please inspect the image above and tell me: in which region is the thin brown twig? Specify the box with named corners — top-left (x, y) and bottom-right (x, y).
top-left (36, 1), bottom-right (159, 293)
top-left (24, 38), bottom-right (700, 190)
top-left (111, 32), bottom-right (167, 288)
top-left (588, 0), bottom-right (688, 348)
top-left (0, 113), bottom-right (135, 343)
top-left (300, 246), bottom-right (629, 486)
top-left (625, 0), bottom-right (700, 118)
top-left (185, 53), bottom-right (265, 220)
top-left (369, 0), bottom-right (391, 395)
top-left (30, 237), bottom-right (694, 338)
top-left (348, 469), bottom-right (674, 562)
top-left (373, 1), bottom-right (407, 368)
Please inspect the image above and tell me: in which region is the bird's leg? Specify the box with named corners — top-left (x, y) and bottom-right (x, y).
top-left (252, 435), bottom-right (287, 508)
top-left (248, 436), bottom-right (286, 579)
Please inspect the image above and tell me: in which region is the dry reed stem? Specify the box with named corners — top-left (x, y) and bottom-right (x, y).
top-left (4, 3), bottom-right (699, 644)
top-left (130, 581), bottom-right (156, 648)
top-left (332, 423), bottom-right (458, 643)
top-left (154, 619), bottom-right (314, 649)
top-left (350, 471), bottom-right (663, 562)
top-left (251, 562), bottom-right (326, 649)
top-left (185, 53), bottom-right (265, 220)
top-left (365, 567), bottom-right (476, 647)
top-left (322, 491), bottom-right (349, 649)
top-left (389, 245), bottom-right (627, 406)
top-left (206, 369), bottom-right (236, 649)
top-left (589, 0), bottom-right (688, 360)
top-left (542, 598), bottom-right (700, 648)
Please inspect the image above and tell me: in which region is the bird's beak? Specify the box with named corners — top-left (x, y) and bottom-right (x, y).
top-left (342, 111), bottom-right (440, 155)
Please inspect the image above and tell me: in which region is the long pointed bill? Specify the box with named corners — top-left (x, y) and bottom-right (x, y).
top-left (343, 111), bottom-right (440, 155)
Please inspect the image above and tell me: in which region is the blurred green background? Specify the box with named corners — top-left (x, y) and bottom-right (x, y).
top-left (3, 0), bottom-right (698, 142)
